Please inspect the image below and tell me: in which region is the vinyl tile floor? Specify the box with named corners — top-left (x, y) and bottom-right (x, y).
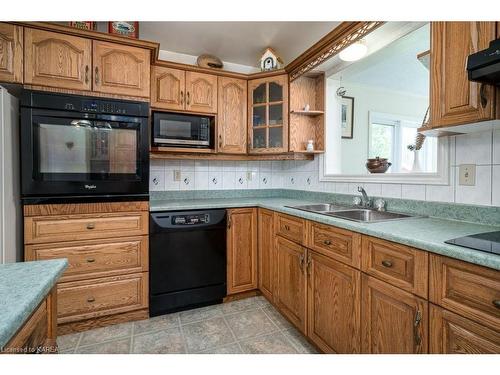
top-left (57, 296), bottom-right (318, 354)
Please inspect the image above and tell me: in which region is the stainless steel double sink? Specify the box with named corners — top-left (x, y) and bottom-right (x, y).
top-left (286, 203), bottom-right (420, 223)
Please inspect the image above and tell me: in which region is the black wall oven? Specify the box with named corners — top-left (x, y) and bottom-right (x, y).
top-left (20, 90), bottom-right (150, 202)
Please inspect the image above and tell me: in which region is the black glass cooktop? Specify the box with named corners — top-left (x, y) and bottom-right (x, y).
top-left (445, 231), bottom-right (500, 255)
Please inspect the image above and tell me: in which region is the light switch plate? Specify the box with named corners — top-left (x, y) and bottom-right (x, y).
top-left (173, 170), bottom-right (181, 182)
top-left (459, 164), bottom-right (476, 186)
top-left (246, 171), bottom-right (253, 181)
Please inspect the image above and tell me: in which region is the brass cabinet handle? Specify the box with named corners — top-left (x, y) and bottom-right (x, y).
top-left (323, 239), bottom-right (332, 246)
top-left (187, 91), bottom-right (190, 105)
top-left (493, 300), bottom-right (500, 309)
top-left (86, 258), bottom-right (95, 263)
top-left (480, 83), bottom-right (488, 108)
top-left (381, 260), bottom-right (393, 268)
top-left (86, 223), bottom-right (95, 230)
top-left (95, 67), bottom-right (99, 85)
top-left (414, 310), bottom-right (422, 347)
top-left (218, 134), bottom-right (222, 148)
top-left (180, 90), bottom-right (184, 105)
top-left (87, 297), bottom-right (95, 303)
top-left (284, 224), bottom-right (290, 231)
top-left (299, 253), bottom-right (305, 271)
top-left (85, 65), bottom-right (89, 84)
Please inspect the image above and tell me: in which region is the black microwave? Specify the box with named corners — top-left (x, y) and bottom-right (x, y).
top-left (152, 111), bottom-right (214, 148)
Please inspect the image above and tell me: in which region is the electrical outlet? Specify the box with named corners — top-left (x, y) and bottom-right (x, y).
top-left (173, 170), bottom-right (181, 182)
top-left (459, 164), bottom-right (476, 186)
top-left (247, 171), bottom-right (253, 181)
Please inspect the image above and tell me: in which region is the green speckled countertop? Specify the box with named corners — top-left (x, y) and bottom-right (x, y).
top-left (150, 197), bottom-right (500, 271)
top-left (0, 259), bottom-right (67, 348)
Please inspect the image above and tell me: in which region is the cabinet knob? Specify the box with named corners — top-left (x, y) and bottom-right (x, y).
top-left (86, 223), bottom-right (95, 230)
top-left (284, 224), bottom-right (290, 231)
top-left (381, 260), bottom-right (393, 268)
top-left (323, 239), bottom-right (332, 246)
top-left (493, 300), bottom-right (500, 309)
top-left (86, 258), bottom-right (95, 263)
top-left (87, 297), bottom-right (95, 303)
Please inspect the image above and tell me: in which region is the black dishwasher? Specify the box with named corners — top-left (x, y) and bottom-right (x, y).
top-left (149, 209), bottom-right (227, 317)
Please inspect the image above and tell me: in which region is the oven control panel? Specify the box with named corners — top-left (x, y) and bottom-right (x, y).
top-left (82, 100), bottom-right (128, 115)
top-left (172, 214), bottom-right (210, 225)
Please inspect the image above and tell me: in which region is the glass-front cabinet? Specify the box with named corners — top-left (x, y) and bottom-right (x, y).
top-left (248, 74), bottom-right (288, 153)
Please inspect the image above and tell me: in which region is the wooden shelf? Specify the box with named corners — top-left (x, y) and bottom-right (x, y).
top-left (290, 150), bottom-right (325, 154)
top-left (150, 152), bottom-right (314, 161)
top-left (291, 110), bottom-right (325, 116)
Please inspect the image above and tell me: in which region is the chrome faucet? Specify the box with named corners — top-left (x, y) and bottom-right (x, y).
top-left (357, 186), bottom-right (372, 207)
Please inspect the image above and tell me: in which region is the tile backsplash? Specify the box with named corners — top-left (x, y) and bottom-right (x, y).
top-left (150, 129), bottom-right (500, 207)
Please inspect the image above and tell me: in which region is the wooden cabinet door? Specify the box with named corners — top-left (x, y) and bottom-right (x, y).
top-left (361, 275), bottom-right (428, 353)
top-left (307, 251), bottom-right (361, 353)
top-left (275, 236), bottom-right (307, 333)
top-left (0, 23), bottom-right (23, 83)
top-left (93, 41), bottom-right (150, 98)
top-left (430, 22), bottom-right (497, 128)
top-left (151, 66), bottom-right (185, 110)
top-left (185, 71), bottom-right (217, 113)
top-left (258, 209), bottom-right (274, 301)
top-left (430, 304), bottom-right (500, 353)
top-left (24, 28), bottom-right (92, 90)
top-left (227, 208), bottom-right (257, 294)
top-left (217, 77), bottom-right (247, 153)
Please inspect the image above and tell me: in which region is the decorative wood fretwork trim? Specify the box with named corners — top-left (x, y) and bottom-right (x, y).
top-left (286, 21), bottom-right (385, 81)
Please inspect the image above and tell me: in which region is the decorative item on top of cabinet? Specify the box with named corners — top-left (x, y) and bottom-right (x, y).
top-left (185, 71), bottom-right (218, 113)
top-left (430, 304), bottom-right (500, 354)
top-left (274, 236), bottom-right (307, 333)
top-left (92, 40), bottom-right (150, 98)
top-left (429, 22), bottom-right (498, 129)
top-left (227, 208), bottom-right (258, 295)
top-left (24, 28), bottom-right (92, 91)
top-left (217, 76), bottom-right (247, 154)
top-left (248, 74), bottom-right (289, 154)
top-left (307, 251), bottom-right (361, 353)
top-left (151, 66), bottom-right (185, 111)
top-left (257, 209), bottom-right (275, 301)
top-left (361, 274), bottom-right (428, 353)
top-left (289, 73), bottom-right (325, 153)
top-left (0, 23), bottom-right (23, 84)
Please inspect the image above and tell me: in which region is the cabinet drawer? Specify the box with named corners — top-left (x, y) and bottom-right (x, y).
top-left (4, 300), bottom-right (47, 353)
top-left (57, 273), bottom-right (148, 324)
top-left (361, 236), bottom-right (428, 298)
top-left (25, 211), bottom-right (148, 244)
top-left (430, 255), bottom-right (500, 331)
top-left (308, 222), bottom-right (361, 269)
top-left (25, 236), bottom-right (148, 282)
top-left (275, 213), bottom-right (306, 245)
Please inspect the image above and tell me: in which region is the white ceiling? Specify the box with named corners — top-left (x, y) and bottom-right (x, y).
top-left (139, 22), bottom-right (340, 68)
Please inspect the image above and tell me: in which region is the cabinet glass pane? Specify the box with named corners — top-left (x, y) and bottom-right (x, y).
top-left (269, 127), bottom-right (283, 148)
top-left (253, 83), bottom-right (267, 104)
top-left (269, 104), bottom-right (283, 125)
top-left (269, 82), bottom-right (283, 102)
top-left (253, 128), bottom-right (267, 149)
top-left (252, 105), bottom-right (266, 126)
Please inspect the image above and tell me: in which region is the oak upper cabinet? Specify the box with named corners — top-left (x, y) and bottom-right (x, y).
top-left (430, 22), bottom-right (498, 128)
top-left (185, 71), bottom-right (218, 113)
top-left (151, 66), bottom-right (185, 110)
top-left (361, 275), bottom-right (428, 354)
top-left (275, 236), bottom-right (307, 333)
top-left (93, 41), bottom-right (150, 98)
top-left (227, 208), bottom-right (257, 295)
top-left (307, 251), bottom-right (361, 353)
top-left (430, 305), bottom-right (500, 354)
top-left (257, 209), bottom-right (275, 300)
top-left (24, 28), bottom-right (92, 91)
top-left (0, 23), bottom-right (23, 83)
top-left (248, 74), bottom-right (289, 154)
top-left (217, 77), bottom-right (247, 153)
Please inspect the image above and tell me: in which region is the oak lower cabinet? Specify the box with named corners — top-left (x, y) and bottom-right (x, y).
top-left (430, 22), bottom-right (498, 128)
top-left (24, 28), bottom-right (92, 91)
top-left (0, 23), bottom-right (23, 84)
top-left (361, 274), bottom-right (428, 354)
top-left (430, 305), bottom-right (500, 353)
top-left (307, 251), bottom-right (361, 353)
top-left (257, 209), bottom-right (275, 300)
top-left (217, 76), bottom-right (247, 154)
top-left (274, 236), bottom-right (307, 333)
top-left (227, 208), bottom-right (258, 294)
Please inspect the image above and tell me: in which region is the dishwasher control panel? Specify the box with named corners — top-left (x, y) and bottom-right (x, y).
top-left (172, 213), bottom-right (210, 225)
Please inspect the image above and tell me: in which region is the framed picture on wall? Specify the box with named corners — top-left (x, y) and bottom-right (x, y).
top-left (108, 22), bottom-right (139, 39)
top-left (341, 96), bottom-right (354, 139)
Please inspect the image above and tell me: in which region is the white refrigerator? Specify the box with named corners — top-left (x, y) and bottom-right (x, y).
top-left (0, 86), bottom-right (21, 263)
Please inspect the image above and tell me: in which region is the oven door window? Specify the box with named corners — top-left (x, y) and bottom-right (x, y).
top-left (33, 116), bottom-right (141, 181)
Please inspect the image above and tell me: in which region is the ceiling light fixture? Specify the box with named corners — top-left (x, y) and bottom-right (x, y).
top-left (339, 41), bottom-right (368, 62)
